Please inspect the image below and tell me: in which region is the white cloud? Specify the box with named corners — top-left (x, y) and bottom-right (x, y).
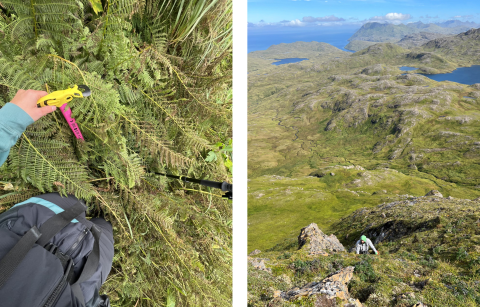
top-left (369, 12), bottom-right (411, 21)
top-left (285, 19), bottom-right (306, 26)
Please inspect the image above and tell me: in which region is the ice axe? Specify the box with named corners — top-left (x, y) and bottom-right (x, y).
top-left (155, 173), bottom-right (232, 200)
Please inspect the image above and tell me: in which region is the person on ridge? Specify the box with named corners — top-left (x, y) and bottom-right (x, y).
top-left (355, 235), bottom-right (379, 255)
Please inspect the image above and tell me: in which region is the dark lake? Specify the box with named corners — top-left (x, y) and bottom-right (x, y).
top-left (272, 58), bottom-right (308, 66)
top-left (419, 65), bottom-right (480, 85)
top-left (400, 66), bottom-right (418, 71)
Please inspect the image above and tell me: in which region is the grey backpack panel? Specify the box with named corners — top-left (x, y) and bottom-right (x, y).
top-left (38, 194), bottom-right (115, 296)
top-left (0, 193), bottom-right (113, 307)
top-left (0, 229), bottom-right (81, 307)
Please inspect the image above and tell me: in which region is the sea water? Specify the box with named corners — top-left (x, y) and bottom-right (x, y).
top-left (248, 26), bottom-right (358, 53)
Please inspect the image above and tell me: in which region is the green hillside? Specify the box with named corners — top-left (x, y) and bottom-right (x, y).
top-left (422, 28), bottom-right (480, 65)
top-left (345, 40), bottom-right (380, 52)
top-left (249, 197), bottom-right (480, 307)
top-left (248, 28), bottom-right (480, 306)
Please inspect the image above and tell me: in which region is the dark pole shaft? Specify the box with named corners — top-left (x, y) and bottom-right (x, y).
top-left (155, 173), bottom-right (232, 199)
top-left (155, 173), bottom-right (203, 184)
top-left (199, 179), bottom-right (223, 190)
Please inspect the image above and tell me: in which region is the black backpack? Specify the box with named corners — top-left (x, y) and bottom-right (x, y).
top-left (0, 193), bottom-right (113, 307)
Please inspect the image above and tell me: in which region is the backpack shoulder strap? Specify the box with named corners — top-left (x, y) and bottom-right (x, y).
top-left (0, 200), bottom-right (86, 289)
top-left (37, 200), bottom-right (87, 247)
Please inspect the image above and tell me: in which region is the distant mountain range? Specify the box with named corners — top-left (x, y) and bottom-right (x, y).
top-left (434, 20), bottom-right (479, 28)
top-left (346, 20), bottom-right (480, 51)
top-left (350, 20), bottom-right (478, 42)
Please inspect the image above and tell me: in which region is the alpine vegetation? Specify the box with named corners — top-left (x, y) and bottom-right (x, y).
top-left (0, 0), bottom-right (232, 306)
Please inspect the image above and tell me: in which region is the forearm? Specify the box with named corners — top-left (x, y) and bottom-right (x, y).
top-left (368, 241), bottom-right (378, 253)
top-left (0, 103), bottom-right (34, 166)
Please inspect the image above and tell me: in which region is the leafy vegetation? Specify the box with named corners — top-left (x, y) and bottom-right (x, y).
top-left (0, 1), bottom-right (232, 306)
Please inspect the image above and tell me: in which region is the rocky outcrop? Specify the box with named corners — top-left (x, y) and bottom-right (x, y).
top-left (397, 32), bottom-right (448, 49)
top-left (425, 190), bottom-right (443, 197)
top-left (298, 223), bottom-right (345, 256)
top-left (248, 257), bottom-right (271, 273)
top-left (365, 217), bottom-right (441, 245)
top-left (249, 249), bottom-right (261, 256)
top-left (278, 266), bottom-right (362, 306)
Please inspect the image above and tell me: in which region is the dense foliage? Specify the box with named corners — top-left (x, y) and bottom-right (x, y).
top-left (0, 0), bottom-right (232, 306)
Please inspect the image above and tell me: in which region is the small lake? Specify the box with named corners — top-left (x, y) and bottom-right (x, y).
top-left (272, 58), bottom-right (308, 66)
top-left (400, 66), bottom-right (418, 71)
top-left (418, 65), bottom-right (480, 85)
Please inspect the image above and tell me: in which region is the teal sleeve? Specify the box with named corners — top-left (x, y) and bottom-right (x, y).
top-left (0, 103), bottom-right (34, 166)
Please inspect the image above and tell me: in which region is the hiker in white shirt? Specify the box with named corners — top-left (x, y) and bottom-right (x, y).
top-left (355, 235), bottom-right (379, 255)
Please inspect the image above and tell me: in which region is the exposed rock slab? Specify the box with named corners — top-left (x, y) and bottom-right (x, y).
top-left (248, 257), bottom-right (271, 273)
top-left (298, 223), bottom-right (345, 255)
top-left (279, 266), bottom-right (362, 306)
top-left (249, 249), bottom-right (261, 256)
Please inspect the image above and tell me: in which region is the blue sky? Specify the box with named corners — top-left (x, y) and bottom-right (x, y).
top-left (248, 0), bottom-right (480, 27)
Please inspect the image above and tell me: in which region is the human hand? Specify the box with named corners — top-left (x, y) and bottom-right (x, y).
top-left (376, 251), bottom-right (379, 255)
top-left (10, 89), bottom-right (56, 121)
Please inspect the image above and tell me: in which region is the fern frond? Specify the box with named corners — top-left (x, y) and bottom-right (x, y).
top-left (122, 116), bottom-right (192, 167)
top-left (10, 134), bottom-right (95, 199)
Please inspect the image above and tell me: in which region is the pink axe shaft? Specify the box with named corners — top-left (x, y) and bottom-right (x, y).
top-left (60, 103), bottom-right (84, 141)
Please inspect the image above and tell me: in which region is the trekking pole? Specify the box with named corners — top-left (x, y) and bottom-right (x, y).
top-left (155, 173), bottom-right (233, 200)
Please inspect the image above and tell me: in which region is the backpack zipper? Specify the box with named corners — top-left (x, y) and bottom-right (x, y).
top-left (42, 259), bottom-right (73, 307)
top-left (66, 228), bottom-right (88, 256)
top-left (65, 228), bottom-right (88, 256)
top-left (42, 278), bottom-right (68, 307)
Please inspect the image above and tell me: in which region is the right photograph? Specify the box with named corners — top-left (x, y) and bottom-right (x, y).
top-left (247, 1), bottom-right (480, 306)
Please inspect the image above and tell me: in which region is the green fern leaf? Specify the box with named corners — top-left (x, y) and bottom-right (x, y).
top-left (88, 0), bottom-right (103, 14)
